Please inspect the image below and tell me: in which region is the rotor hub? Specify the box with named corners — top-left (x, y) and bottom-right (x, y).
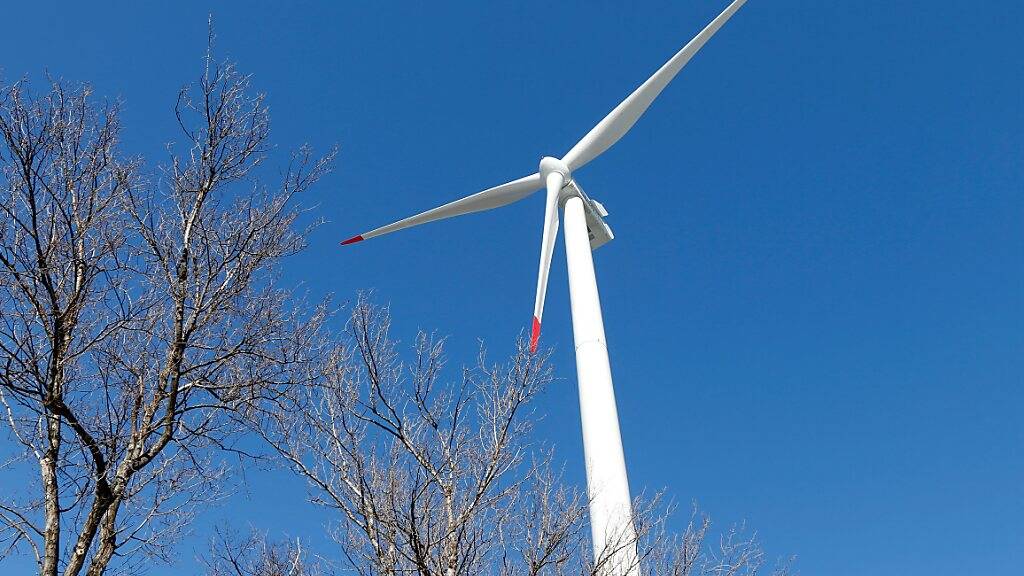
top-left (539, 156), bottom-right (571, 183)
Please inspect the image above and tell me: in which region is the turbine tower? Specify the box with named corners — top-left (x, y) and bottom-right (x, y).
top-left (341, 1), bottom-right (747, 572)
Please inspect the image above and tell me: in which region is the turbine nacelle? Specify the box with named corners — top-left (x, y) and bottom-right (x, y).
top-left (565, 180), bottom-right (615, 251)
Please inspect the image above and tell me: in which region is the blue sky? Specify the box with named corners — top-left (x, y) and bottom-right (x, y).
top-left (2, 1), bottom-right (1022, 574)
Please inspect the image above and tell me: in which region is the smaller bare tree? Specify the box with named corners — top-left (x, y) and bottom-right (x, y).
top-left (616, 499), bottom-right (794, 576)
top-left (252, 295), bottom-right (581, 575)
top-left (201, 528), bottom-right (322, 576)
top-left (252, 297), bottom-right (793, 576)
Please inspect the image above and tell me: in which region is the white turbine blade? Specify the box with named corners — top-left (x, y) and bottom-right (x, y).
top-left (341, 172), bottom-right (543, 245)
top-left (530, 172), bottom-right (564, 354)
top-left (562, 0), bottom-right (747, 172)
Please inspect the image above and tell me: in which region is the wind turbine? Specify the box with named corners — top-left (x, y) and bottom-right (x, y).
top-left (341, 1), bottom-right (747, 572)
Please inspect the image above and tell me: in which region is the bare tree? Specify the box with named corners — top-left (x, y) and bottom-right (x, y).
top-left (252, 296), bottom-right (573, 575)
top-left (201, 527), bottom-right (322, 576)
top-left (253, 297), bottom-right (792, 576)
top-left (0, 38), bottom-right (334, 576)
top-left (621, 499), bottom-right (794, 576)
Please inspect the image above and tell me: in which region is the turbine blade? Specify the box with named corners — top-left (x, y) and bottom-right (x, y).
top-left (341, 172), bottom-right (543, 245)
top-left (530, 172), bottom-right (564, 353)
top-left (562, 0), bottom-right (747, 172)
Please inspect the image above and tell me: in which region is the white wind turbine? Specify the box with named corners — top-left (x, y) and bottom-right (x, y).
top-left (341, 1), bottom-right (747, 572)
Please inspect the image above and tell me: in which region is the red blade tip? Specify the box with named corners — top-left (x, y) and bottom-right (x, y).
top-left (529, 316), bottom-right (541, 354)
top-left (340, 234), bottom-right (364, 246)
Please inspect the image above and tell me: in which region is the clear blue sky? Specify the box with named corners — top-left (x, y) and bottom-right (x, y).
top-left (2, 1), bottom-right (1022, 574)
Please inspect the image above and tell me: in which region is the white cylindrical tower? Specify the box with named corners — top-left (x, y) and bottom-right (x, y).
top-left (562, 195), bottom-right (638, 575)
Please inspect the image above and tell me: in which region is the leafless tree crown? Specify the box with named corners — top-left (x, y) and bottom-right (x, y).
top-left (252, 298), bottom-right (793, 576)
top-left (0, 43), bottom-right (334, 576)
top-left (202, 527), bottom-right (322, 576)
